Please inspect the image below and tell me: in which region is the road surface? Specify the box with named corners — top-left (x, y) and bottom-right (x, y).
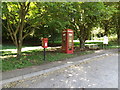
top-left (3, 52), bottom-right (118, 88)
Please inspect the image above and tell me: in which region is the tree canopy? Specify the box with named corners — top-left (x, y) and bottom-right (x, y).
top-left (2, 2), bottom-right (119, 56)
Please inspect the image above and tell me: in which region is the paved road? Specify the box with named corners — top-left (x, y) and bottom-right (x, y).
top-left (3, 52), bottom-right (118, 88)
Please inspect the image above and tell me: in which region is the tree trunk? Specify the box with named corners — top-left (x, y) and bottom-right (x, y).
top-left (79, 38), bottom-right (85, 49)
top-left (17, 45), bottom-right (22, 57)
top-left (79, 24), bottom-right (86, 49)
top-left (104, 24), bottom-right (109, 36)
top-left (52, 39), bottom-right (54, 44)
top-left (16, 2), bottom-right (25, 57)
top-left (118, 28), bottom-right (120, 45)
top-left (17, 39), bottom-right (23, 57)
top-left (117, 2), bottom-right (120, 45)
top-left (103, 20), bottom-right (109, 36)
top-left (117, 18), bottom-right (120, 45)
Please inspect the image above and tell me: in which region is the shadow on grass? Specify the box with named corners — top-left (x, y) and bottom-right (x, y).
top-left (2, 51), bottom-right (16, 56)
top-left (2, 41), bottom-right (119, 71)
top-left (1, 50), bottom-right (68, 71)
top-left (2, 48), bottom-right (94, 72)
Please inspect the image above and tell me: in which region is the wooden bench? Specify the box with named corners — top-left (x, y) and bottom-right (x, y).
top-left (85, 44), bottom-right (99, 49)
top-left (74, 40), bottom-right (105, 49)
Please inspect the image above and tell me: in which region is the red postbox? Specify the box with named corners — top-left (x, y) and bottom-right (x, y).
top-left (42, 38), bottom-right (48, 48)
top-left (62, 29), bottom-right (74, 54)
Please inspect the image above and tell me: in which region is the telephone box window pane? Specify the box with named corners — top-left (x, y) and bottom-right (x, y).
top-left (68, 34), bottom-right (73, 50)
top-left (69, 34), bottom-right (72, 36)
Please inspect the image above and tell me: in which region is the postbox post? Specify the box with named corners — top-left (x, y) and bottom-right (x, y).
top-left (42, 38), bottom-right (48, 61)
top-left (43, 48), bottom-right (46, 61)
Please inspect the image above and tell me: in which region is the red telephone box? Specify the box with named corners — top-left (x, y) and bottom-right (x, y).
top-left (62, 29), bottom-right (74, 54)
top-left (42, 38), bottom-right (48, 48)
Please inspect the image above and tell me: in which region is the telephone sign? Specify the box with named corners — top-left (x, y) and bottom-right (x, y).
top-left (62, 29), bottom-right (74, 54)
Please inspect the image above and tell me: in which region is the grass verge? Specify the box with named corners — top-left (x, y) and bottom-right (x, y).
top-left (2, 50), bottom-right (93, 72)
top-left (2, 41), bottom-right (119, 72)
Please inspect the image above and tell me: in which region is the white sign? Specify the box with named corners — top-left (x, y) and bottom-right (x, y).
top-left (103, 36), bottom-right (108, 44)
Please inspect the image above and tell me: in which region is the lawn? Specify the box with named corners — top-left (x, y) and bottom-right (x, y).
top-left (1, 41), bottom-right (119, 72)
top-left (49, 41), bottom-right (119, 49)
top-left (2, 48), bottom-right (93, 72)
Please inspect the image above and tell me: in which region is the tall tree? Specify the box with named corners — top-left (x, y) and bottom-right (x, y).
top-left (100, 2), bottom-right (118, 36)
top-left (35, 2), bottom-right (109, 48)
top-left (64, 2), bottom-right (106, 48)
top-left (2, 2), bottom-right (32, 57)
top-left (33, 2), bottom-right (70, 41)
top-left (117, 2), bottom-right (120, 45)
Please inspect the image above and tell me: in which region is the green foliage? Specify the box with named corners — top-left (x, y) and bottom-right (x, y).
top-left (2, 45), bottom-right (16, 50)
top-left (99, 2), bottom-right (118, 36)
top-left (2, 2), bottom-right (119, 51)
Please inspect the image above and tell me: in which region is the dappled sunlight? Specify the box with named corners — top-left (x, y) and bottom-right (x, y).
top-left (47, 46), bottom-right (61, 51)
top-left (21, 46), bottom-right (43, 52)
top-left (87, 66), bottom-right (91, 68)
top-left (111, 45), bottom-right (119, 48)
top-left (65, 80), bottom-right (69, 84)
top-left (67, 61), bottom-right (73, 64)
top-left (3, 54), bottom-right (107, 88)
top-left (0, 55), bottom-right (17, 59)
top-left (0, 49), bottom-right (17, 53)
top-left (50, 78), bottom-right (54, 81)
top-left (1, 46), bottom-right (61, 53)
top-left (95, 50), bottom-right (103, 53)
top-left (2, 48), bottom-right (118, 88)
top-left (65, 64), bottom-right (98, 88)
top-left (57, 61), bottom-right (62, 63)
top-left (1, 46), bottom-right (43, 53)
top-left (72, 79), bottom-right (77, 82)
top-left (1, 46), bottom-right (61, 59)
top-left (68, 74), bottom-right (73, 77)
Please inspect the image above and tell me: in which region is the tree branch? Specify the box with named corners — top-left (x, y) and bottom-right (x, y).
top-left (15, 19), bottom-right (20, 35)
top-left (6, 20), bottom-right (14, 34)
top-left (25, 2), bottom-right (30, 14)
top-left (22, 29), bottom-right (34, 40)
top-left (2, 23), bottom-right (8, 30)
top-left (19, 2), bottom-right (22, 7)
top-left (6, 24), bottom-right (16, 45)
